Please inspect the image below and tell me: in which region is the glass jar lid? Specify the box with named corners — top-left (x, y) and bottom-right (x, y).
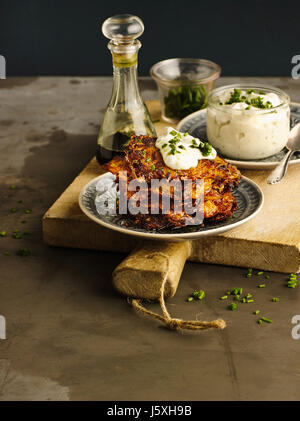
top-left (150, 58), bottom-right (221, 87)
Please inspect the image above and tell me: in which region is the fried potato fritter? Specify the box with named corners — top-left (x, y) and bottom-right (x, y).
top-left (104, 135), bottom-right (241, 230)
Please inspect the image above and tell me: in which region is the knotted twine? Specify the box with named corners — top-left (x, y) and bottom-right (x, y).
top-left (130, 252), bottom-right (226, 332)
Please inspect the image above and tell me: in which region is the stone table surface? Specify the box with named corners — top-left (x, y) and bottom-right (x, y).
top-left (0, 76), bottom-right (300, 401)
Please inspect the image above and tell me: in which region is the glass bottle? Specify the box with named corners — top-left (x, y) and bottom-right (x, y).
top-left (96, 14), bottom-right (156, 165)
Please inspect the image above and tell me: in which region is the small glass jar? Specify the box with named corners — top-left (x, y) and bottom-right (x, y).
top-left (206, 84), bottom-right (290, 160)
top-left (150, 58), bottom-right (221, 124)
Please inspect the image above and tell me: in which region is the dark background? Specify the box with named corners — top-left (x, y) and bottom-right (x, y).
top-left (1, 0), bottom-right (299, 77)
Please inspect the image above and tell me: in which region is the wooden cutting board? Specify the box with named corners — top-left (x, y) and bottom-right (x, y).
top-left (43, 100), bottom-right (300, 275)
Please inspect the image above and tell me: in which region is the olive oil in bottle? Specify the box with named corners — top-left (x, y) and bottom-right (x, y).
top-left (96, 14), bottom-right (156, 165)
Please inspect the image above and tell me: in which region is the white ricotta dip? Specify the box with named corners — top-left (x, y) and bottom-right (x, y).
top-left (206, 86), bottom-right (290, 160)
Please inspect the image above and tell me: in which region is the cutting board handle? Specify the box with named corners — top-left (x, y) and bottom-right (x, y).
top-left (112, 240), bottom-right (226, 332)
top-left (112, 240), bottom-right (191, 300)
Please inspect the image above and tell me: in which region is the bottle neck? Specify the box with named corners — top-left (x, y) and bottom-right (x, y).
top-left (108, 40), bottom-right (143, 109)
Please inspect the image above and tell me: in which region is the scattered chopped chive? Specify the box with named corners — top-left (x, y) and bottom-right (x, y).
top-left (246, 293), bottom-right (252, 299)
top-left (253, 310), bottom-right (260, 315)
top-left (145, 158), bottom-right (151, 162)
top-left (16, 248), bottom-right (31, 257)
top-left (261, 317), bottom-right (273, 324)
top-left (12, 232), bottom-right (22, 239)
top-left (226, 291), bottom-right (231, 295)
top-left (231, 288), bottom-right (242, 296)
top-left (247, 299), bottom-right (254, 303)
top-left (248, 268), bottom-right (253, 273)
top-left (265, 275), bottom-right (270, 279)
top-left (258, 284), bottom-right (266, 288)
top-left (3, 251), bottom-right (10, 256)
top-left (257, 271), bottom-right (264, 275)
top-left (246, 273), bottom-right (252, 278)
top-left (187, 296), bottom-right (193, 302)
top-left (219, 295), bottom-right (228, 300)
top-left (192, 290), bottom-right (200, 299)
top-left (151, 164), bottom-right (155, 171)
top-left (0, 230), bottom-right (7, 237)
top-left (287, 273), bottom-right (298, 288)
top-left (234, 295), bottom-right (240, 301)
top-left (272, 297), bottom-right (279, 302)
top-left (197, 290), bottom-right (205, 300)
top-left (229, 303), bottom-right (237, 311)
top-left (24, 209), bottom-right (32, 214)
top-left (259, 91), bottom-right (266, 95)
top-left (9, 185), bottom-right (16, 190)
top-left (242, 298), bottom-right (246, 303)
top-left (10, 208), bottom-right (17, 213)
top-left (257, 319), bottom-right (263, 324)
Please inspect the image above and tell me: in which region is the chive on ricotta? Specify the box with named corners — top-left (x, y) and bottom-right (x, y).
top-left (155, 127), bottom-right (216, 170)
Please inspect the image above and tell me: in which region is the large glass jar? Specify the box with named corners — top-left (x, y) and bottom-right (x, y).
top-left (206, 84), bottom-right (290, 160)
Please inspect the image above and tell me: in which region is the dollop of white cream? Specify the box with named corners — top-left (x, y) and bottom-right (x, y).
top-left (216, 89), bottom-right (282, 110)
top-left (155, 127), bottom-right (216, 170)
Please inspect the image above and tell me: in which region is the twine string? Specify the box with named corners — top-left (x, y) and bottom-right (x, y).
top-left (130, 252), bottom-right (226, 332)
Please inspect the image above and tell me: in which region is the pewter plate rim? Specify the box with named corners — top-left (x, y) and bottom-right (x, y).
top-left (78, 173), bottom-right (264, 241)
top-left (177, 101), bottom-right (300, 169)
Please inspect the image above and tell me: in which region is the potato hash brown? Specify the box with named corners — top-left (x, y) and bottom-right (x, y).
top-left (105, 135), bottom-right (241, 230)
